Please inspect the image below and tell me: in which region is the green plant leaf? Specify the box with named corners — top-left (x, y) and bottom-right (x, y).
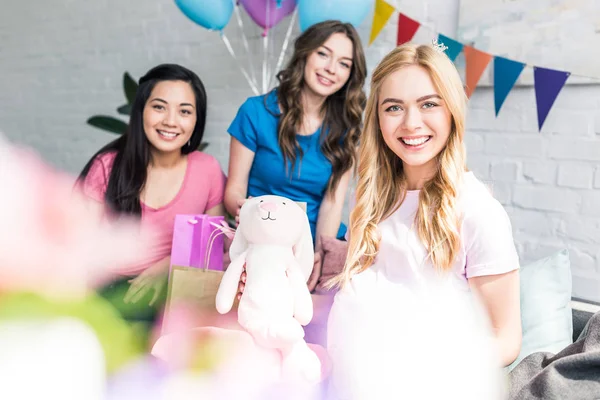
top-left (123, 72), bottom-right (138, 104)
top-left (117, 103), bottom-right (132, 116)
top-left (87, 116), bottom-right (128, 135)
top-left (198, 142), bottom-right (209, 151)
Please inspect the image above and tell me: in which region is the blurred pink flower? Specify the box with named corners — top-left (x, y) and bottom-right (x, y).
top-left (0, 134), bottom-right (154, 298)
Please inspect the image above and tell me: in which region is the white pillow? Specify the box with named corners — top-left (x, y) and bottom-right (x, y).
top-left (508, 249), bottom-right (573, 371)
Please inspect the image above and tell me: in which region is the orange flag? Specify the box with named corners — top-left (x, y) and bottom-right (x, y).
top-left (463, 46), bottom-right (493, 98)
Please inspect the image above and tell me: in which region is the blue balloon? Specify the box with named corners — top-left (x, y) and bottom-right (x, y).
top-left (298, 0), bottom-right (373, 31)
top-left (175, 0), bottom-right (234, 31)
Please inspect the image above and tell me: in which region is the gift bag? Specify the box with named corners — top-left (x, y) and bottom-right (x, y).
top-left (162, 266), bottom-right (225, 333)
top-left (170, 214), bottom-right (225, 271)
top-left (163, 217), bottom-right (231, 334)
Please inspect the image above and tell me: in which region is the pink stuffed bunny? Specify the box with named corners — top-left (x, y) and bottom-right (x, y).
top-left (215, 195), bottom-right (321, 383)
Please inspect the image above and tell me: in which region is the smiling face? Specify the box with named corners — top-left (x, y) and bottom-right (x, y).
top-left (378, 65), bottom-right (452, 186)
top-left (303, 32), bottom-right (354, 99)
top-left (142, 80), bottom-right (197, 155)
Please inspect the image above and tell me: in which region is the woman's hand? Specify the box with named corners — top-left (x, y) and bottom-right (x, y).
top-left (307, 251), bottom-right (323, 292)
top-left (123, 258), bottom-right (169, 306)
top-left (235, 196), bottom-right (252, 225)
top-left (236, 266), bottom-right (246, 300)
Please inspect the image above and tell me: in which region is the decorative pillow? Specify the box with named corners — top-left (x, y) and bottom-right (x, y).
top-left (314, 236), bottom-right (349, 295)
top-left (508, 249), bottom-right (573, 371)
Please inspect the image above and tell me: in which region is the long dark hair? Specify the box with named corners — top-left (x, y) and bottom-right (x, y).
top-left (275, 20), bottom-right (366, 195)
top-left (78, 64), bottom-right (207, 217)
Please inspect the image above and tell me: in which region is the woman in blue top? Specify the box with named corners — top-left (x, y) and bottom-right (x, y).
top-left (225, 20), bottom-right (367, 290)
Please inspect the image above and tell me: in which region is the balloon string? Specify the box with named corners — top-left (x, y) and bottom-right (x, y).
top-left (264, 14), bottom-right (276, 88)
top-left (269, 8), bottom-right (297, 89)
top-left (234, 4), bottom-right (259, 89)
top-left (262, 1), bottom-right (272, 93)
top-left (221, 32), bottom-right (260, 95)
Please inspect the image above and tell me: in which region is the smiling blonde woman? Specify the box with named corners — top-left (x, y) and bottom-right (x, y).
top-left (326, 43), bottom-right (521, 399)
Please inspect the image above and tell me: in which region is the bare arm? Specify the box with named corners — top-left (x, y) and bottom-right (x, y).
top-left (307, 169), bottom-right (352, 291)
top-left (224, 137), bottom-right (255, 220)
top-left (205, 203), bottom-right (226, 217)
top-left (469, 269), bottom-right (521, 367)
top-left (123, 255), bottom-right (171, 306)
top-left (314, 168), bottom-right (352, 250)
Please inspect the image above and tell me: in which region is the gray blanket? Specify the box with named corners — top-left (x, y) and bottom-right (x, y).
top-left (509, 311), bottom-right (600, 400)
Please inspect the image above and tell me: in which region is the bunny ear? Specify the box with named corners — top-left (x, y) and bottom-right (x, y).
top-left (293, 212), bottom-right (314, 282)
top-left (229, 224), bottom-right (248, 263)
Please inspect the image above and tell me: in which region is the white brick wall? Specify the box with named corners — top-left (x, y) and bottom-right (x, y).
top-left (0, 0), bottom-right (259, 172)
top-left (469, 84), bottom-right (600, 302)
top-left (1, 0), bottom-right (600, 301)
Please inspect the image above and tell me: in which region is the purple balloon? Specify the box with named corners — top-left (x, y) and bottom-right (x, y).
top-left (240, 0), bottom-right (297, 34)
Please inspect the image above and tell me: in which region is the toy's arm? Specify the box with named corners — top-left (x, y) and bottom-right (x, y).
top-left (215, 250), bottom-right (247, 314)
top-left (287, 259), bottom-right (313, 326)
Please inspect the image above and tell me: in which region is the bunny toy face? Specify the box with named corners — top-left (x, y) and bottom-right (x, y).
top-left (230, 195), bottom-right (314, 281)
top-left (238, 196), bottom-right (307, 246)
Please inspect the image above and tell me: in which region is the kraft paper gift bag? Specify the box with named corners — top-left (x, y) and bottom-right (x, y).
top-left (170, 214), bottom-right (225, 271)
top-left (162, 265), bottom-right (224, 333)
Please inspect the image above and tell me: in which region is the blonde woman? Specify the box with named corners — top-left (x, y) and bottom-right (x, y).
top-left (326, 43), bottom-right (521, 399)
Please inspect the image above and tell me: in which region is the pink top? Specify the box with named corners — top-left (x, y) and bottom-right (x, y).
top-left (327, 173), bottom-right (519, 398)
top-left (81, 151), bottom-right (226, 276)
top-left (343, 172), bottom-right (519, 295)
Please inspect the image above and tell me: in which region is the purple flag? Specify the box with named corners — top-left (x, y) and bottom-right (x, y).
top-left (534, 67), bottom-right (570, 131)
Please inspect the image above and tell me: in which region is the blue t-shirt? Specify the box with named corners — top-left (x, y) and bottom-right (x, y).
top-left (228, 90), bottom-right (346, 241)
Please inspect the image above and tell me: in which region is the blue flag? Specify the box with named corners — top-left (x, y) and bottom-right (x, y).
top-left (438, 34), bottom-right (463, 62)
top-left (493, 56), bottom-right (525, 116)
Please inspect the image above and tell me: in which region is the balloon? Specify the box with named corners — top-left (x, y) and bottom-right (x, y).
top-left (298, 0), bottom-right (373, 31)
top-left (175, 0), bottom-right (234, 31)
top-left (240, 0), bottom-right (297, 33)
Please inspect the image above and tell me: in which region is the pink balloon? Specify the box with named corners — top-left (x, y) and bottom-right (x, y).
top-left (240, 0), bottom-right (297, 34)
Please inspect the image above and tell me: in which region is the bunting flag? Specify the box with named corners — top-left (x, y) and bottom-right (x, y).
top-left (534, 67), bottom-right (570, 131)
top-left (396, 13), bottom-right (420, 46)
top-left (369, 0), bottom-right (395, 45)
top-left (493, 57), bottom-right (526, 115)
top-left (363, 6), bottom-right (584, 128)
top-left (438, 34), bottom-right (463, 62)
top-left (463, 46), bottom-right (493, 98)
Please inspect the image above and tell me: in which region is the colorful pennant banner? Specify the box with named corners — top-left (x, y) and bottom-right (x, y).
top-left (370, 0), bottom-right (395, 45)
top-left (369, 0), bottom-right (575, 132)
top-left (493, 57), bottom-right (526, 115)
top-left (464, 46), bottom-right (493, 98)
top-left (534, 67), bottom-right (571, 131)
top-left (438, 34), bottom-right (463, 62)
top-left (396, 13), bottom-right (420, 46)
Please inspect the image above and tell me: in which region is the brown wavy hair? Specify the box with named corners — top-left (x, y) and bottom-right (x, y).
top-left (329, 43), bottom-right (468, 288)
top-left (274, 20), bottom-right (366, 195)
